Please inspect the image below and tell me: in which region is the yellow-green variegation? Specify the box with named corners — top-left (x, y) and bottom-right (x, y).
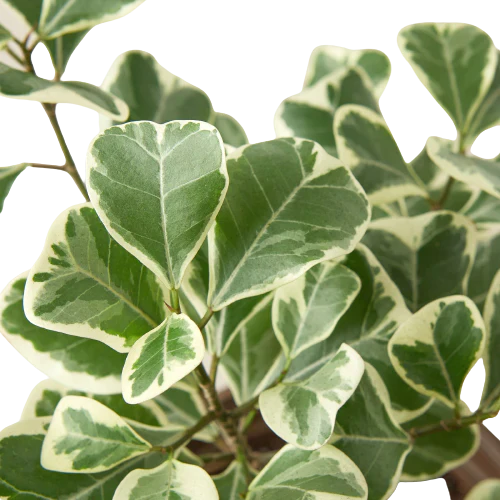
top-left (113, 458), bottom-right (218, 500)
top-left (0, 63), bottom-right (128, 120)
top-left (465, 479), bottom-right (500, 500)
top-left (24, 204), bottom-right (167, 352)
top-left (122, 314), bottom-right (205, 404)
top-left (334, 105), bottom-right (426, 204)
top-left (88, 120), bottom-right (227, 291)
top-left (272, 261), bottom-right (360, 360)
top-left (247, 444), bottom-right (368, 500)
top-left (398, 23), bottom-right (497, 138)
top-left (0, 163), bottom-right (25, 213)
top-left (389, 296), bottom-right (485, 407)
top-left (208, 138), bottom-right (370, 310)
top-left (363, 211), bottom-right (476, 312)
top-left (259, 344), bottom-right (364, 450)
top-left (1, 272), bottom-right (126, 394)
top-left (41, 396), bottom-right (152, 473)
top-left (331, 364), bottom-right (411, 500)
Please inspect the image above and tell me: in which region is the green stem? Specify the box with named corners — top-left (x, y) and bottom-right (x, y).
top-left (198, 308), bottom-right (214, 330)
top-left (209, 354), bottom-right (220, 383)
top-left (199, 451), bottom-right (235, 463)
top-left (169, 289), bottom-right (181, 314)
top-left (433, 176), bottom-right (455, 210)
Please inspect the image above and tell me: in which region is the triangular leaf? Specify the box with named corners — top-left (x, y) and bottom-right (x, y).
top-left (0, 163), bottom-right (25, 213)
top-left (208, 137), bottom-right (370, 310)
top-left (88, 120), bottom-right (227, 290)
top-left (41, 396), bottom-right (152, 473)
top-left (260, 344), bottom-right (364, 450)
top-left (24, 204), bottom-right (167, 352)
top-left (389, 296), bottom-right (485, 407)
top-left (122, 314), bottom-right (205, 404)
top-left (44, 30), bottom-right (90, 76)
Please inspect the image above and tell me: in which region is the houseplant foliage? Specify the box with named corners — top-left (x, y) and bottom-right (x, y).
top-left (1, 3), bottom-right (500, 498)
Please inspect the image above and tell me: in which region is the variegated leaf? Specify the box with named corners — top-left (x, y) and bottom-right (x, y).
top-left (88, 120), bottom-right (227, 290)
top-left (0, 63), bottom-right (128, 119)
top-left (2, 0), bottom-right (42, 30)
top-left (45, 30), bottom-right (89, 76)
top-left (402, 401), bottom-right (480, 481)
top-left (113, 458), bottom-right (218, 500)
top-left (1, 272), bottom-right (125, 394)
top-left (389, 296), bottom-right (485, 407)
top-left (398, 23), bottom-right (497, 136)
top-left (214, 112), bottom-right (248, 147)
top-left (427, 136), bottom-right (500, 199)
top-left (0, 163), bottom-right (25, 213)
top-left (481, 270), bottom-right (500, 411)
top-left (465, 479), bottom-right (500, 500)
top-left (0, 25), bottom-right (12, 49)
top-left (208, 137), bottom-right (370, 310)
top-left (213, 461), bottom-right (249, 500)
top-left (99, 50), bottom-right (214, 130)
top-left (363, 211), bottom-right (476, 312)
top-left (334, 104), bottom-right (425, 204)
top-left (463, 191), bottom-right (500, 225)
top-left (332, 364), bottom-right (411, 500)
top-left (221, 294), bottom-right (285, 405)
top-left (247, 444), bottom-right (368, 500)
top-left (122, 314), bottom-right (205, 404)
top-left (272, 261), bottom-right (360, 360)
top-left (24, 204), bottom-right (167, 352)
top-left (260, 344), bottom-right (364, 450)
top-left (41, 396), bottom-right (152, 473)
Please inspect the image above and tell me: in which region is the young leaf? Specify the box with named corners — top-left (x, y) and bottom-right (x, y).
top-left (332, 364), bottom-right (411, 500)
top-left (259, 344), bottom-right (364, 450)
top-left (100, 50), bottom-right (214, 129)
top-left (363, 211), bottom-right (476, 312)
top-left (213, 461), bottom-right (249, 500)
top-left (334, 105), bottom-right (425, 204)
top-left (214, 112), bottom-right (248, 147)
top-left (221, 294), bottom-right (285, 404)
top-left (0, 163), bottom-right (25, 213)
top-left (0, 272), bottom-right (126, 394)
top-left (44, 30), bottom-right (90, 76)
top-left (24, 204), bottom-right (167, 352)
top-left (0, 63), bottom-right (128, 119)
top-left (208, 137), bottom-right (370, 310)
top-left (122, 313), bottom-right (205, 404)
top-left (38, 0), bottom-right (146, 39)
top-left (272, 261), bottom-right (361, 359)
top-left (389, 296), bottom-right (485, 407)
top-left (427, 136), bottom-right (500, 199)
top-left (41, 396), bottom-right (152, 473)
top-left (0, 25), bottom-right (12, 49)
top-left (88, 120), bottom-right (227, 291)
top-left (247, 444), bottom-right (368, 500)
top-left (465, 479), bottom-right (500, 500)
top-left (402, 401), bottom-right (480, 481)
top-left (398, 23), bottom-right (497, 135)
top-left (481, 270), bottom-right (500, 411)
top-left (113, 458), bottom-right (218, 500)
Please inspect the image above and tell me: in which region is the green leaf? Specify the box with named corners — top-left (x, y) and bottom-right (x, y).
top-left (389, 296), bottom-right (485, 407)
top-left (402, 400), bottom-right (480, 481)
top-left (0, 25), bottom-right (12, 50)
top-left (21, 379), bottom-right (168, 426)
top-left (100, 50), bottom-right (214, 129)
top-left (221, 294), bottom-right (285, 405)
top-left (0, 163), bottom-right (25, 213)
top-left (398, 23), bottom-right (497, 135)
top-left (332, 364), bottom-right (411, 500)
top-left (0, 272), bottom-right (126, 393)
top-left (213, 461), bottom-right (249, 500)
top-left (304, 45), bottom-right (391, 98)
top-left (214, 112), bottom-right (248, 147)
top-left (113, 458), bottom-right (218, 500)
top-left (0, 63), bottom-right (129, 119)
top-left (24, 204), bottom-right (167, 352)
top-left (272, 261), bottom-right (360, 360)
top-left (362, 211), bottom-right (476, 312)
top-left (427, 136), bottom-right (500, 199)
top-left (334, 104), bottom-right (425, 204)
top-left (481, 270), bottom-right (500, 411)
top-left (465, 479), bottom-right (500, 500)
top-left (208, 137), bottom-right (370, 310)
top-left (275, 67), bottom-right (379, 156)
top-left (38, 0), bottom-right (146, 39)
top-left (260, 344), bottom-right (364, 450)
top-left (41, 395), bottom-right (152, 473)
top-left (44, 30), bottom-right (90, 76)
top-left (463, 191), bottom-right (500, 225)
top-left (122, 313), bottom-right (205, 404)
top-left (88, 120), bottom-right (227, 290)
top-left (247, 444), bottom-right (368, 500)
top-left (0, 417), bottom-right (163, 499)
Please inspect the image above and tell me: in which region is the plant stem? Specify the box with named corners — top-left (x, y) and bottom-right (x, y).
top-left (198, 308), bottom-right (214, 330)
top-left (209, 354), bottom-right (220, 383)
top-left (432, 176), bottom-right (455, 210)
top-left (30, 163), bottom-right (66, 171)
top-left (199, 451), bottom-right (235, 463)
top-left (170, 289), bottom-right (181, 314)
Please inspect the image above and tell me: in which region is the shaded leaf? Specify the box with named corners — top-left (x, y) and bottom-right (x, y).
top-left (44, 30), bottom-right (89, 76)
top-left (213, 461), bottom-right (249, 500)
top-left (214, 112), bottom-right (248, 147)
top-left (0, 163), bottom-right (25, 213)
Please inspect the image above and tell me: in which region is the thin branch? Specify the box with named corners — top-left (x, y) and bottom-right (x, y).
top-left (209, 354), bottom-right (220, 383)
top-left (29, 163), bottom-right (66, 171)
top-left (198, 308), bottom-right (214, 330)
